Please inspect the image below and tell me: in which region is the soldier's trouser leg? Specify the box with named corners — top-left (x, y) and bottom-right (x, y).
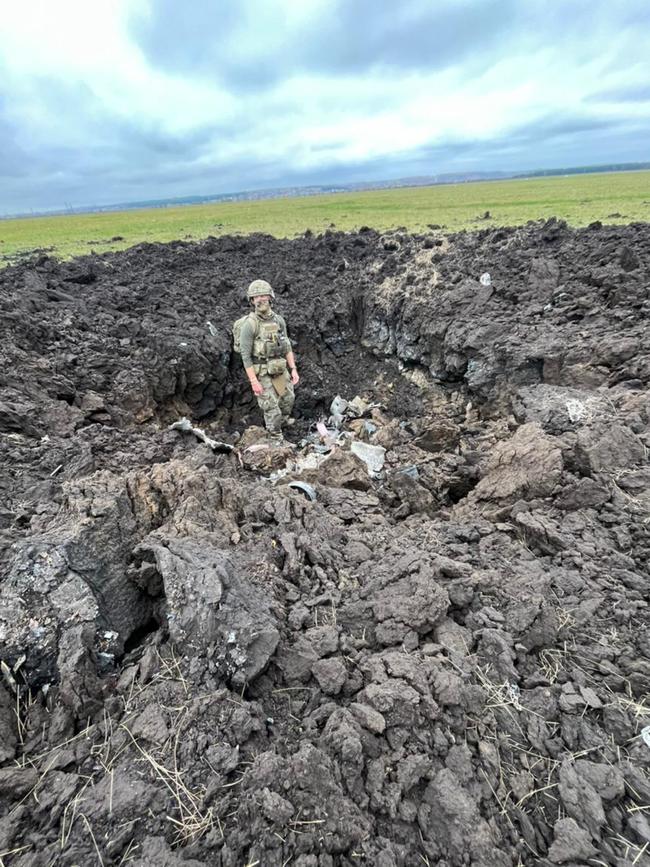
top-left (278, 380), bottom-right (295, 420)
top-left (256, 374), bottom-right (282, 432)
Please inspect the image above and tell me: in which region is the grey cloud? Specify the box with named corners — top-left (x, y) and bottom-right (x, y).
top-left (129, 0), bottom-right (650, 94)
top-left (130, 0), bottom-right (519, 90)
top-left (587, 83), bottom-right (650, 103)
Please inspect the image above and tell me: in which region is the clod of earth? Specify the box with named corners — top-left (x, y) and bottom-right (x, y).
top-left (1, 219), bottom-right (650, 865)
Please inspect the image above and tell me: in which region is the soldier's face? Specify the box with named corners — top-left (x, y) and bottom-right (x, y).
top-left (254, 295), bottom-right (271, 311)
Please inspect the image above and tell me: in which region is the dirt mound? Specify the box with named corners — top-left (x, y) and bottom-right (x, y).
top-left (1, 219), bottom-right (649, 865)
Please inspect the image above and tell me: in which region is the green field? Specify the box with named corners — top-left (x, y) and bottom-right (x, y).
top-left (1, 170), bottom-right (649, 264)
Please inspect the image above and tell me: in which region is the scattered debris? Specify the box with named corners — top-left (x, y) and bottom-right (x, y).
top-left (350, 440), bottom-right (386, 476)
top-left (168, 417), bottom-right (234, 452)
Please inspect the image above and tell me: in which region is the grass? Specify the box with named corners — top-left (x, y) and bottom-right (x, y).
top-left (1, 170), bottom-right (649, 264)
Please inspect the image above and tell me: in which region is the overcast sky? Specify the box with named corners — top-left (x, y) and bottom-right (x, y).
top-left (1, 0), bottom-right (649, 215)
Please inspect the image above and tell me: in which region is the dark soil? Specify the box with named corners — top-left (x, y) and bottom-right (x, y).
top-left (1, 219), bottom-right (649, 866)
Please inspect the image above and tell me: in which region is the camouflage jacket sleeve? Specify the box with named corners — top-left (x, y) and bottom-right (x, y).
top-left (239, 316), bottom-right (257, 368)
top-left (277, 314), bottom-right (293, 355)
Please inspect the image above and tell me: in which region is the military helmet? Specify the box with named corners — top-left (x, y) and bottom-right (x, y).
top-left (247, 279), bottom-right (275, 300)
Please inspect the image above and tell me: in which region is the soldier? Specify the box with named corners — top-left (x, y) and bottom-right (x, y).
top-left (238, 279), bottom-right (299, 437)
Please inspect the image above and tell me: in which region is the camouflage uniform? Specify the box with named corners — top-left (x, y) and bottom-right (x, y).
top-left (239, 311), bottom-right (295, 433)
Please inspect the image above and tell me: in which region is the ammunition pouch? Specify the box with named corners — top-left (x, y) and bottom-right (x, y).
top-left (266, 358), bottom-right (287, 376)
top-left (272, 373), bottom-right (287, 396)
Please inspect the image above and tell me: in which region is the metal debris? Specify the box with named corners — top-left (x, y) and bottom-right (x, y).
top-left (1, 660), bottom-right (18, 693)
top-left (287, 481), bottom-right (318, 501)
top-left (351, 441), bottom-right (386, 477)
top-left (168, 417), bottom-right (234, 452)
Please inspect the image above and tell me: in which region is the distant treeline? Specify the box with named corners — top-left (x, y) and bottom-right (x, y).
top-left (5, 162), bottom-right (650, 220)
top-left (518, 162), bottom-right (650, 178)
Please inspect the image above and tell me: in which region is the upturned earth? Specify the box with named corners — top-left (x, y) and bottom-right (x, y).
top-left (0, 219), bottom-right (649, 866)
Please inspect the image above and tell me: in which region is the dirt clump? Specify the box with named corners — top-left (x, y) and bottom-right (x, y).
top-left (1, 219), bottom-right (650, 865)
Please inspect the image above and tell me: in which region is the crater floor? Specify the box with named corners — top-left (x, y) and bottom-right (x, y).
top-left (1, 220), bottom-right (649, 866)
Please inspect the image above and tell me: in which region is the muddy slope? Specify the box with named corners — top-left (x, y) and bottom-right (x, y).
top-left (1, 220), bottom-right (649, 866)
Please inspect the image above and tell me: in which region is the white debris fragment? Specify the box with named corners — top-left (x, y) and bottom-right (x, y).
top-left (330, 395), bottom-right (348, 427)
top-left (347, 395), bottom-right (371, 418)
top-left (351, 441), bottom-right (386, 477)
top-left (641, 725), bottom-right (650, 748)
top-left (479, 272), bottom-right (492, 286)
top-left (1, 660), bottom-right (17, 693)
top-left (566, 399), bottom-right (588, 423)
top-left (206, 320), bottom-right (219, 337)
top-left (316, 421), bottom-right (335, 442)
top-left (168, 417), bottom-right (234, 452)
top-left (330, 395), bottom-right (348, 416)
top-left (507, 683), bottom-right (522, 709)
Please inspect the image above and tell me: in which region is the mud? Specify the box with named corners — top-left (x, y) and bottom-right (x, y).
top-left (1, 219), bottom-right (649, 865)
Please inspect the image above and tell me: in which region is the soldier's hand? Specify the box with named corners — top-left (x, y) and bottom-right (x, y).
top-left (252, 380), bottom-right (264, 395)
top-left (290, 368), bottom-right (300, 386)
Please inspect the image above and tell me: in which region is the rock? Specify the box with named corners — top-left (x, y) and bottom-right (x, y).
top-left (558, 760), bottom-right (606, 839)
top-left (477, 628), bottom-right (518, 682)
top-left (397, 754), bottom-right (432, 792)
top-left (238, 427), bottom-right (295, 472)
top-left (0, 684), bottom-right (17, 762)
top-left (619, 245), bottom-right (640, 271)
top-left (470, 422), bottom-right (563, 504)
top-left (528, 256), bottom-right (560, 293)
top-left (370, 566), bottom-right (449, 646)
top-left (359, 679), bottom-right (427, 728)
top-left (576, 422), bottom-right (645, 475)
top-left (435, 619), bottom-right (473, 657)
top-left (312, 657), bottom-right (347, 695)
top-left (389, 470), bottom-right (434, 514)
top-left (130, 704), bottom-right (169, 746)
top-left (80, 391), bottom-right (107, 416)
top-left (275, 639), bottom-right (319, 683)
top-left (0, 766), bottom-right (38, 799)
top-left (260, 788), bottom-right (295, 824)
top-left (433, 668), bottom-right (464, 706)
top-left (548, 817), bottom-right (597, 863)
top-left (414, 420), bottom-right (461, 453)
top-left (304, 625), bottom-right (339, 657)
top-left (419, 768), bottom-right (502, 865)
top-left (556, 477), bottom-right (610, 510)
top-left (130, 835), bottom-right (206, 867)
top-left (513, 510), bottom-right (568, 554)
top-left (57, 624), bottom-right (104, 718)
top-left (314, 449), bottom-right (372, 491)
top-left (574, 759), bottom-right (624, 801)
top-left (513, 385), bottom-right (604, 433)
top-left (138, 538), bottom-right (279, 685)
top-left (349, 702), bottom-right (386, 734)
